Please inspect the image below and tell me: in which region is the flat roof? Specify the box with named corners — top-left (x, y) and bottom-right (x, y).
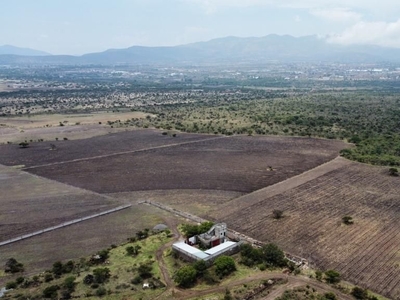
top-left (204, 241), bottom-right (237, 255)
top-left (173, 242), bottom-right (209, 259)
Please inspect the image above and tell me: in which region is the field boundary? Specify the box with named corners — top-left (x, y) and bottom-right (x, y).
top-left (22, 135), bottom-right (227, 170)
top-left (0, 204), bottom-right (132, 247)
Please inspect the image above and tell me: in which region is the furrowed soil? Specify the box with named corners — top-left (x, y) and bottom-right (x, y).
top-left (211, 159), bottom-right (400, 299)
top-left (0, 164), bottom-right (120, 242)
top-left (4, 133), bottom-right (347, 194)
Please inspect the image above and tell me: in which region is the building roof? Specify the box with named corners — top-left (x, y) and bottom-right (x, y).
top-left (173, 242), bottom-right (209, 259)
top-left (204, 241), bottom-right (237, 255)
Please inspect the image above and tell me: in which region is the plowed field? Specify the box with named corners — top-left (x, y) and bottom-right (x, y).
top-left (211, 159), bottom-right (400, 299)
top-left (2, 133), bottom-right (347, 194)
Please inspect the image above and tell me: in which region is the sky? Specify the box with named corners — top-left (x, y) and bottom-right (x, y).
top-left (1, 0), bottom-right (400, 55)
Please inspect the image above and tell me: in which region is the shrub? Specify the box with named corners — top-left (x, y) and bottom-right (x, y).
top-left (93, 267), bottom-right (111, 284)
top-left (42, 285), bottom-right (60, 299)
top-left (174, 265), bottom-right (197, 288)
top-left (272, 209), bottom-right (284, 219)
top-left (342, 216), bottom-right (354, 225)
top-left (15, 277), bottom-right (25, 284)
top-left (131, 275), bottom-right (143, 284)
top-left (44, 273), bottom-right (54, 282)
top-left (351, 286), bottom-right (369, 300)
top-left (6, 281), bottom-right (17, 289)
top-left (325, 270), bottom-right (341, 284)
top-left (4, 258), bottom-right (24, 273)
top-left (95, 287), bottom-right (107, 297)
top-left (214, 256), bottom-right (236, 278)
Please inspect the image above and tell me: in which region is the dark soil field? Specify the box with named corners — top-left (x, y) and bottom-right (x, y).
top-left (0, 165), bottom-right (120, 242)
top-left (211, 159), bottom-right (400, 299)
top-left (12, 133), bottom-right (346, 194)
top-left (0, 129), bottom-right (211, 167)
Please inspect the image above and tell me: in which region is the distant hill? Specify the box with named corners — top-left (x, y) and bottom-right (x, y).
top-left (1, 35), bottom-right (400, 65)
top-left (0, 45), bottom-right (51, 56)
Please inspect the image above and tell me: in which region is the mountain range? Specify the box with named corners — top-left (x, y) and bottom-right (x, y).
top-left (0, 45), bottom-right (51, 56)
top-left (1, 35), bottom-right (400, 65)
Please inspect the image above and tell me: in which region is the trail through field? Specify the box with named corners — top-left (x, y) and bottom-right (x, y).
top-left (22, 135), bottom-right (227, 170)
top-left (171, 272), bottom-right (353, 300)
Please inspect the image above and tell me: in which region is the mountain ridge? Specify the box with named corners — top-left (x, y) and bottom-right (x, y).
top-left (1, 35), bottom-right (400, 65)
top-left (0, 45), bottom-right (51, 56)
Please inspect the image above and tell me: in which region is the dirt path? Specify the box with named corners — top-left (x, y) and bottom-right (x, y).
top-left (171, 272), bottom-right (353, 300)
top-left (22, 135), bottom-right (227, 170)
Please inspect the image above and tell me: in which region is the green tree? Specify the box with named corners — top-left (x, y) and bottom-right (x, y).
top-left (325, 270), bottom-right (341, 284)
top-left (351, 286), bottom-right (369, 300)
top-left (18, 142), bottom-right (29, 148)
top-left (93, 267), bottom-right (110, 284)
top-left (193, 260), bottom-right (208, 277)
top-left (324, 292), bottom-right (337, 300)
top-left (261, 243), bottom-right (287, 267)
top-left (42, 285), bottom-right (60, 299)
top-left (4, 258), bottom-right (24, 273)
top-left (52, 261), bottom-right (64, 276)
top-left (214, 256), bottom-right (236, 278)
top-left (174, 265), bottom-right (197, 288)
top-left (342, 216), bottom-right (354, 225)
top-left (272, 209), bottom-right (284, 219)
top-left (138, 263), bottom-right (153, 279)
top-left (63, 276), bottom-right (76, 293)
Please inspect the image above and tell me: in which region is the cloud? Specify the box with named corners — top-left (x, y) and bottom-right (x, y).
top-left (184, 0), bottom-right (398, 16)
top-left (327, 19), bottom-right (400, 48)
top-left (294, 15), bottom-right (301, 22)
top-left (310, 8), bottom-right (361, 22)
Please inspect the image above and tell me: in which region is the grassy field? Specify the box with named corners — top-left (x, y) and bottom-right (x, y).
top-left (0, 111), bottom-right (152, 143)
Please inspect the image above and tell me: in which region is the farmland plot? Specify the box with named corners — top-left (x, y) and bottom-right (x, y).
top-left (0, 164), bottom-right (120, 242)
top-left (21, 134), bottom-right (347, 194)
top-left (212, 160), bottom-right (400, 299)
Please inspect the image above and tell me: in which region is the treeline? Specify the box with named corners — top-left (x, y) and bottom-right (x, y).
top-left (134, 91), bottom-right (400, 166)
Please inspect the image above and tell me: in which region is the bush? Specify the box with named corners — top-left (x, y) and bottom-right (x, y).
top-left (44, 273), bottom-right (54, 282)
top-left (351, 286), bottom-right (369, 300)
top-left (131, 275), bottom-right (143, 284)
top-left (6, 281), bottom-right (17, 289)
top-left (261, 243), bottom-right (287, 267)
top-left (324, 292), bottom-right (337, 300)
top-left (42, 285), bottom-right (60, 299)
top-left (325, 270), bottom-right (341, 284)
top-left (15, 277), bottom-right (25, 284)
top-left (214, 256), bottom-right (236, 278)
top-left (272, 209), bottom-right (284, 219)
top-left (95, 287), bottom-right (107, 297)
top-left (174, 265), bottom-right (197, 288)
top-left (93, 267), bottom-right (111, 284)
top-left (83, 274), bottom-right (94, 285)
top-left (4, 258), bottom-right (24, 273)
top-left (342, 216), bottom-right (354, 225)
top-left (138, 263), bottom-right (152, 279)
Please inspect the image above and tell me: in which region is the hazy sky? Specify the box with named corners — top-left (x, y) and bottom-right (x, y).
top-left (1, 0), bottom-right (400, 55)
